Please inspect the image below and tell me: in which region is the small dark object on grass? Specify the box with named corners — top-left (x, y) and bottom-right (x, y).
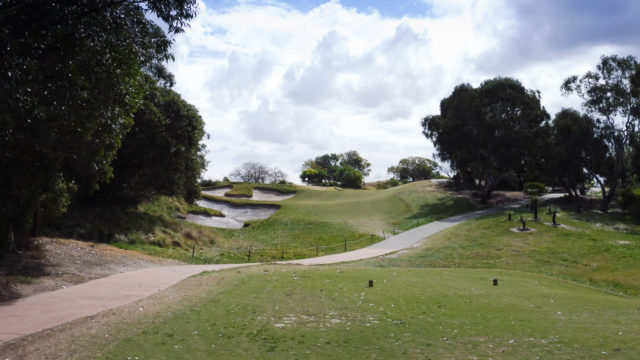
top-left (493, 278), bottom-right (498, 286)
top-left (552, 210), bottom-right (558, 226)
top-left (520, 216), bottom-right (526, 230)
top-left (507, 211), bottom-right (512, 221)
top-left (368, 280), bottom-right (374, 288)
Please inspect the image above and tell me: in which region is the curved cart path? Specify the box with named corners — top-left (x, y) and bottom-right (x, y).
top-left (0, 201), bottom-right (530, 343)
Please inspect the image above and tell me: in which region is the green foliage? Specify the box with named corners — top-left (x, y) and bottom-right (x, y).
top-left (562, 54), bottom-right (640, 211)
top-left (523, 182), bottom-right (546, 195)
top-left (299, 168), bottom-right (328, 186)
top-left (619, 186), bottom-right (640, 218)
top-left (0, 0), bottom-right (198, 251)
top-left (336, 167), bottom-right (364, 189)
top-left (300, 151), bottom-right (371, 188)
top-left (96, 75), bottom-right (206, 204)
top-left (546, 108), bottom-right (608, 197)
top-left (375, 178), bottom-right (400, 189)
top-left (387, 157), bottom-right (439, 181)
top-left (422, 77), bottom-right (550, 203)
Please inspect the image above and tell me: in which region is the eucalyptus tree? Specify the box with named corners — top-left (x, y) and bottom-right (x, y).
top-left (422, 77), bottom-right (550, 203)
top-left (0, 0), bottom-right (198, 250)
top-left (562, 55), bottom-right (640, 211)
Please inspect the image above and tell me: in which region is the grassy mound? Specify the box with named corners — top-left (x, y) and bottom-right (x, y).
top-left (99, 266), bottom-right (640, 359)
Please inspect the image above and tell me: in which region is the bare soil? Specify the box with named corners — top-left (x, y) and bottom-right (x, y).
top-left (0, 237), bottom-right (181, 303)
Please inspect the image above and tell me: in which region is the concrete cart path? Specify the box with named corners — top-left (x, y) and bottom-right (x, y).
top-left (0, 200), bottom-right (531, 343)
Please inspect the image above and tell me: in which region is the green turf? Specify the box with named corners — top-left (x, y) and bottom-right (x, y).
top-left (47, 181), bottom-right (477, 264)
top-left (361, 203), bottom-right (640, 296)
top-left (198, 181), bottom-right (480, 262)
top-left (99, 266), bottom-right (640, 360)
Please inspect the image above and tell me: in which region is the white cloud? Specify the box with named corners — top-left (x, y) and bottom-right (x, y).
top-left (167, 0), bottom-right (640, 183)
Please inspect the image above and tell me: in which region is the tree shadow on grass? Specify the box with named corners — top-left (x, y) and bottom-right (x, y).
top-left (407, 196), bottom-right (480, 221)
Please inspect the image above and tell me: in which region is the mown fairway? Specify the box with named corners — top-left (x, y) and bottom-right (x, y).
top-left (99, 266), bottom-right (640, 360)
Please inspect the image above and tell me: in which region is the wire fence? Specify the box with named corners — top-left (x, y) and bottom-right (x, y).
top-left (187, 232), bottom-right (396, 263)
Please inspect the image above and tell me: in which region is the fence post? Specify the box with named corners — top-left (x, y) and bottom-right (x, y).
top-left (344, 240), bottom-right (347, 252)
top-left (281, 250), bottom-right (284, 261)
top-left (370, 234), bottom-right (373, 244)
top-left (316, 245), bottom-right (319, 256)
top-left (248, 246), bottom-right (252, 262)
top-left (192, 244), bottom-right (195, 258)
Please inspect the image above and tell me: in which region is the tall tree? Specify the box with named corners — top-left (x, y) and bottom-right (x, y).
top-left (547, 109), bottom-right (608, 198)
top-left (95, 74), bottom-right (206, 204)
top-left (0, 0), bottom-right (198, 250)
top-left (339, 150), bottom-right (371, 177)
top-left (422, 78), bottom-right (549, 203)
top-left (562, 55), bottom-right (640, 211)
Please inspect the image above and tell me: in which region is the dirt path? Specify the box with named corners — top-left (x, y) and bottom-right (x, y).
top-left (0, 238), bottom-right (181, 302)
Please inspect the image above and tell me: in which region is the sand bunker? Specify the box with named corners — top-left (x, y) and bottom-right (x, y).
top-left (201, 186), bottom-right (232, 197)
top-left (187, 199), bottom-right (280, 229)
top-left (201, 187), bottom-right (296, 201)
top-left (251, 188), bottom-right (296, 201)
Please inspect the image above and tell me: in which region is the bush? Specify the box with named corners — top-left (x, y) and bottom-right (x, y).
top-left (523, 182), bottom-right (546, 195)
top-left (619, 187), bottom-right (640, 217)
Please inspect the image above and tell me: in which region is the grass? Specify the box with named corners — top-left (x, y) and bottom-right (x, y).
top-left (195, 181), bottom-right (479, 262)
top-left (45, 181), bottom-right (477, 264)
top-left (51, 190), bottom-right (640, 358)
top-left (361, 201), bottom-right (640, 296)
top-left (99, 265), bottom-right (640, 359)
top-left (224, 183), bottom-right (254, 197)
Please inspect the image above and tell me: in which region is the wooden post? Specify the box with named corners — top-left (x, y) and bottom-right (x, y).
top-left (370, 234), bottom-right (373, 244)
top-left (493, 278), bottom-right (498, 286)
top-left (192, 244), bottom-right (195, 258)
top-left (281, 250), bottom-right (284, 261)
top-left (368, 280), bottom-right (374, 288)
top-left (344, 240), bottom-right (347, 252)
top-left (248, 246), bottom-right (252, 262)
top-left (316, 245), bottom-right (319, 256)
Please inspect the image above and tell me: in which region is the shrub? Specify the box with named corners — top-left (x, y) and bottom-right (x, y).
top-left (523, 182), bottom-right (546, 195)
top-left (619, 187), bottom-right (640, 217)
top-left (376, 182), bottom-right (389, 190)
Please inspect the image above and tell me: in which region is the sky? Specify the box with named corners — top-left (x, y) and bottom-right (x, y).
top-left (165, 0), bottom-right (640, 183)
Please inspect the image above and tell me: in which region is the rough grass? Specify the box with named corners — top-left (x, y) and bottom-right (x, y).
top-left (99, 266), bottom-right (640, 360)
top-left (361, 202), bottom-right (640, 296)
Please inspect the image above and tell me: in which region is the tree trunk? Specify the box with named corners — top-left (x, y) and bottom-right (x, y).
top-left (479, 177), bottom-right (498, 204)
top-left (600, 182), bottom-right (617, 213)
top-left (31, 201), bottom-right (41, 237)
top-left (7, 225), bottom-right (16, 253)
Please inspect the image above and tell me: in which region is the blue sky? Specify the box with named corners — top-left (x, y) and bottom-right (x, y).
top-left (205, 0), bottom-right (433, 17)
top-left (169, 0), bottom-right (640, 182)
